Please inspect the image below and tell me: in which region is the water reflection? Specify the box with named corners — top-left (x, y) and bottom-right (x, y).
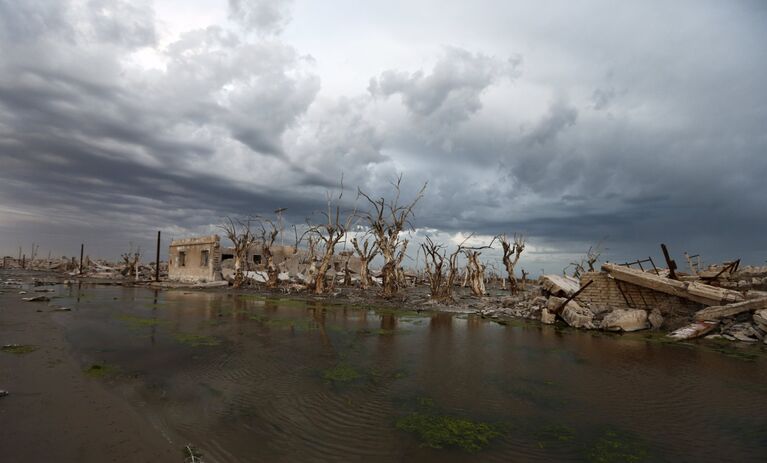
top-left (56, 285), bottom-right (767, 463)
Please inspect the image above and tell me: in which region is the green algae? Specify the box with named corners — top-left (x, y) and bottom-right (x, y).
top-left (586, 430), bottom-right (649, 463)
top-left (396, 412), bottom-right (500, 452)
top-left (85, 363), bottom-right (119, 378)
top-left (1, 344), bottom-right (38, 354)
top-left (534, 423), bottom-right (576, 448)
top-left (322, 363), bottom-right (362, 383)
top-left (174, 333), bottom-right (221, 347)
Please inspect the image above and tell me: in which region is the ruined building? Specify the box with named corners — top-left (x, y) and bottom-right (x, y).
top-left (169, 235), bottom-right (363, 283)
top-left (168, 235), bottom-right (223, 282)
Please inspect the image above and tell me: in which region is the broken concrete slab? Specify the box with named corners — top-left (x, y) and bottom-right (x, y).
top-left (546, 296), bottom-right (567, 315)
top-left (541, 274), bottom-right (580, 297)
top-left (540, 308), bottom-right (556, 324)
top-left (600, 309), bottom-right (649, 332)
top-left (693, 297), bottom-right (767, 321)
top-left (561, 301), bottom-right (595, 329)
top-left (753, 310), bottom-right (767, 332)
top-left (724, 322), bottom-right (762, 342)
top-left (668, 321), bottom-right (719, 340)
top-left (686, 281), bottom-right (744, 305)
top-left (603, 263), bottom-right (744, 306)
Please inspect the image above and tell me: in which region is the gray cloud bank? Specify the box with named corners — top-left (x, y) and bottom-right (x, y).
top-left (1, 0), bottom-right (766, 272)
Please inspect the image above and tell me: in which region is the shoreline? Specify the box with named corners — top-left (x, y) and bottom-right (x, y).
top-left (0, 280), bottom-right (178, 463)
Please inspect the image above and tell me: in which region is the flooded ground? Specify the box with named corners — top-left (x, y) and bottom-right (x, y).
top-left (6, 280), bottom-right (767, 462)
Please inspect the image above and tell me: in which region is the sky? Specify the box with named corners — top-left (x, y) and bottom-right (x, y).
top-left (0, 0), bottom-right (766, 274)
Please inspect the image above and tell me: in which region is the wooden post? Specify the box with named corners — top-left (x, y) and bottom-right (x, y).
top-left (79, 244), bottom-right (84, 275)
top-left (155, 231), bottom-right (161, 282)
top-left (660, 243), bottom-right (677, 280)
top-left (22, 254), bottom-right (25, 269)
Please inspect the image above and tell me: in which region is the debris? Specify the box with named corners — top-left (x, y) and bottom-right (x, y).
top-left (541, 274), bottom-right (580, 297)
top-left (753, 310), bottom-right (767, 332)
top-left (540, 308), bottom-right (556, 324)
top-left (723, 322), bottom-right (762, 343)
top-left (648, 308), bottom-right (664, 330)
top-left (547, 296), bottom-right (567, 315)
top-left (0, 390), bottom-right (8, 398)
top-left (561, 301), bottom-right (595, 329)
top-left (600, 309), bottom-right (648, 332)
top-left (190, 281), bottom-right (229, 289)
top-left (53, 307), bottom-right (72, 312)
top-left (668, 321), bottom-right (719, 340)
top-left (22, 295), bottom-right (50, 302)
top-left (686, 281), bottom-right (744, 305)
top-left (603, 263), bottom-right (744, 306)
top-left (693, 297), bottom-right (767, 321)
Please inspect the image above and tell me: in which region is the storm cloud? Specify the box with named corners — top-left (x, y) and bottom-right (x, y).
top-left (1, 0), bottom-right (766, 273)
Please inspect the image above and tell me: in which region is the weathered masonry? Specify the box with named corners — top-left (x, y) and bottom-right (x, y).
top-left (168, 235), bottom-right (222, 282)
top-left (578, 271), bottom-right (704, 316)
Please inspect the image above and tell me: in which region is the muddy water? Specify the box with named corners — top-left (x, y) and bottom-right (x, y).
top-left (51, 284), bottom-right (766, 462)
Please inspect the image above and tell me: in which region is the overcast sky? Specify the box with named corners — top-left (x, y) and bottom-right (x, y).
top-left (1, 0), bottom-right (766, 274)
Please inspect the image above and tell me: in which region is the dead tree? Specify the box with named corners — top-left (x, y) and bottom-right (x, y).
top-left (358, 175), bottom-right (426, 298)
top-left (465, 250), bottom-right (487, 296)
top-left (220, 216), bottom-right (256, 288)
top-left (420, 236), bottom-right (471, 302)
top-left (342, 254), bottom-right (353, 286)
top-left (566, 240), bottom-right (605, 279)
top-left (255, 216), bottom-right (280, 288)
top-left (498, 233), bottom-right (525, 294)
top-left (351, 236), bottom-right (379, 289)
top-left (304, 189), bottom-right (355, 294)
top-left (120, 244), bottom-right (141, 280)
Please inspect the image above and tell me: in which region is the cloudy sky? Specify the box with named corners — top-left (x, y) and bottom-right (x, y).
top-left (1, 0), bottom-right (766, 274)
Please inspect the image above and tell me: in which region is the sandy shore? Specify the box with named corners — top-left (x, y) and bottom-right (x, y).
top-left (0, 288), bottom-right (178, 463)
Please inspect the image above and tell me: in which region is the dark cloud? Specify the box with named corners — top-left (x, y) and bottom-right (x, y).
top-left (1, 0), bottom-right (766, 273)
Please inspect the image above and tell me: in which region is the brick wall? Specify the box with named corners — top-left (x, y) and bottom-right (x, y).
top-left (578, 271), bottom-right (703, 316)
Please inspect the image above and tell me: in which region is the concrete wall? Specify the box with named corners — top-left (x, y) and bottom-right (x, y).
top-left (578, 271), bottom-right (704, 315)
top-left (221, 243), bottom-right (363, 276)
top-left (168, 235), bottom-right (222, 282)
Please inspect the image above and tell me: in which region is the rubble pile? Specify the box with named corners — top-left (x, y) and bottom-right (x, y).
top-left (1, 256), bottom-right (168, 282)
top-left (482, 259), bottom-right (767, 346)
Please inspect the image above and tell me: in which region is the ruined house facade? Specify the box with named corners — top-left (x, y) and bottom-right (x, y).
top-left (169, 235), bottom-right (363, 282)
top-left (221, 243), bottom-right (363, 276)
top-left (168, 235), bottom-right (223, 282)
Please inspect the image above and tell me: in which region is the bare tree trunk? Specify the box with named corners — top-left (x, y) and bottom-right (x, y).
top-left (499, 233), bottom-right (525, 295)
top-left (465, 251), bottom-right (486, 296)
top-left (343, 259), bottom-right (352, 286)
top-left (421, 236), bottom-right (462, 302)
top-left (351, 237), bottom-right (377, 290)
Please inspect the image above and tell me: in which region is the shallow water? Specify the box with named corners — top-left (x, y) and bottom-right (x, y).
top-left (50, 284), bottom-right (767, 462)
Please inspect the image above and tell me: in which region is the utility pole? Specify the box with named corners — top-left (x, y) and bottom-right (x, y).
top-left (155, 231), bottom-right (161, 282)
top-left (79, 244), bottom-right (84, 275)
